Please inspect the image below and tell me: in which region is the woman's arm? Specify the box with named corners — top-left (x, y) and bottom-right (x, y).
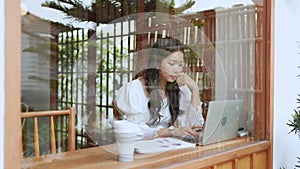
top-left (176, 73), bottom-right (205, 127)
top-left (176, 73), bottom-right (200, 108)
top-left (115, 79), bottom-right (163, 139)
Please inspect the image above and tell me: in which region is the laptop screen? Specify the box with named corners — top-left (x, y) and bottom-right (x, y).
top-left (200, 99), bottom-right (244, 145)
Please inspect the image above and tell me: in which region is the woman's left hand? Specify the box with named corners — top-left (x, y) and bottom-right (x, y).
top-left (176, 73), bottom-right (198, 91)
top-left (176, 72), bottom-right (201, 109)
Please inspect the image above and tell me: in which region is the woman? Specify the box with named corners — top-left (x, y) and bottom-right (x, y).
top-left (115, 37), bottom-right (204, 139)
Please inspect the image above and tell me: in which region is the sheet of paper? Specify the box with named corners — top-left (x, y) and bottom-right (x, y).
top-left (134, 137), bottom-right (196, 154)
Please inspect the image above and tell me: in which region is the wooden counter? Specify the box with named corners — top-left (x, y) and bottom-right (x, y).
top-left (21, 137), bottom-right (271, 169)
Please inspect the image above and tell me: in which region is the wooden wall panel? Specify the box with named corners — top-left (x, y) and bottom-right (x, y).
top-left (253, 151), bottom-right (268, 169)
top-left (237, 156), bottom-right (251, 169)
top-left (195, 150), bottom-right (268, 169)
top-left (216, 161), bottom-right (232, 169)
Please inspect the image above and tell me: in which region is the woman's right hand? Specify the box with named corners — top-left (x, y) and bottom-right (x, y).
top-left (157, 126), bottom-right (200, 138)
top-left (173, 127), bottom-right (199, 138)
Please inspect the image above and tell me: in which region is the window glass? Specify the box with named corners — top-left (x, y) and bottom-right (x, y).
top-left (20, 0), bottom-right (267, 162)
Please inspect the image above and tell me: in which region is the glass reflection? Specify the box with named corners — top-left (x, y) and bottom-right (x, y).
top-left (21, 0), bottom-right (265, 160)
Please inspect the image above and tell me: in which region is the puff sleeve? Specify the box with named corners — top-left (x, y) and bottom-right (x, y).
top-left (115, 79), bottom-right (159, 138)
top-left (176, 85), bottom-right (205, 127)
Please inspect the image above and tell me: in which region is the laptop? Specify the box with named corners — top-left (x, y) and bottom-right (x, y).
top-left (197, 99), bottom-right (244, 145)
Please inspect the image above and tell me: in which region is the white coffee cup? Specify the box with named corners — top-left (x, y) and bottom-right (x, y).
top-left (114, 120), bottom-right (137, 162)
top-left (114, 131), bottom-right (136, 162)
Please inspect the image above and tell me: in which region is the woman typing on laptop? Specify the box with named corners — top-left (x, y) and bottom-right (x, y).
top-left (115, 37), bottom-right (204, 139)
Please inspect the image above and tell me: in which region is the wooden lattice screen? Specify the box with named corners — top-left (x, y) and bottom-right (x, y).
top-left (51, 5), bottom-right (264, 149)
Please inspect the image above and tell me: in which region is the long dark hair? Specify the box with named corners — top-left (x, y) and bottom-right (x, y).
top-left (135, 37), bottom-right (185, 126)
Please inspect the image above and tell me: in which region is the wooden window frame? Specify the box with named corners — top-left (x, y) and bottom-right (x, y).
top-left (4, 0), bottom-right (22, 169)
top-left (4, 0), bottom-right (274, 169)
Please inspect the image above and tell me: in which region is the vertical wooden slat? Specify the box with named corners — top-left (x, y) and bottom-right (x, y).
top-left (64, 109), bottom-right (68, 149)
top-left (105, 33), bottom-right (110, 118)
top-left (50, 116), bottom-right (56, 154)
top-left (119, 23), bottom-right (124, 86)
top-left (50, 24), bottom-right (58, 110)
top-left (21, 120), bottom-right (24, 156)
top-left (80, 29), bottom-right (85, 147)
top-left (250, 153), bottom-right (254, 169)
top-left (58, 110), bottom-right (62, 150)
top-left (99, 30), bottom-right (104, 117)
top-left (254, 5), bottom-right (266, 140)
top-left (74, 29), bottom-right (80, 147)
top-left (233, 159), bottom-right (238, 169)
top-left (65, 31), bottom-right (70, 109)
top-left (203, 10), bottom-right (215, 102)
top-left (33, 117), bottom-right (40, 157)
top-left (68, 107), bottom-right (76, 151)
top-left (70, 30), bottom-right (74, 106)
top-left (87, 30), bottom-right (96, 146)
top-left (60, 33), bottom-right (65, 109)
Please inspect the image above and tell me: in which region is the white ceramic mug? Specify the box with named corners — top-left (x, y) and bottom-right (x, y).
top-left (114, 120), bottom-right (137, 162)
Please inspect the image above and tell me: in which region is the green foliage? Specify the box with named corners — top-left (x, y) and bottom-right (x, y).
top-left (286, 109), bottom-right (300, 135)
top-left (297, 94), bottom-right (300, 109)
top-left (296, 156), bottom-right (300, 168)
top-left (42, 0), bottom-right (196, 24)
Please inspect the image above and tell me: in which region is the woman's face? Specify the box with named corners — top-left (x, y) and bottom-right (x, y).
top-left (159, 51), bottom-right (184, 83)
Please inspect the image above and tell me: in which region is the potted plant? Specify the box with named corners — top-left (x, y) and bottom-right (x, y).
top-left (286, 94), bottom-right (300, 168)
top-left (286, 48), bottom-right (300, 168)
top-left (286, 104), bottom-right (300, 169)
top-left (286, 98), bottom-right (300, 138)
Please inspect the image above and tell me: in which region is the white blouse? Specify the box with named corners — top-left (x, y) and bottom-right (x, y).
top-left (115, 79), bottom-right (204, 139)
